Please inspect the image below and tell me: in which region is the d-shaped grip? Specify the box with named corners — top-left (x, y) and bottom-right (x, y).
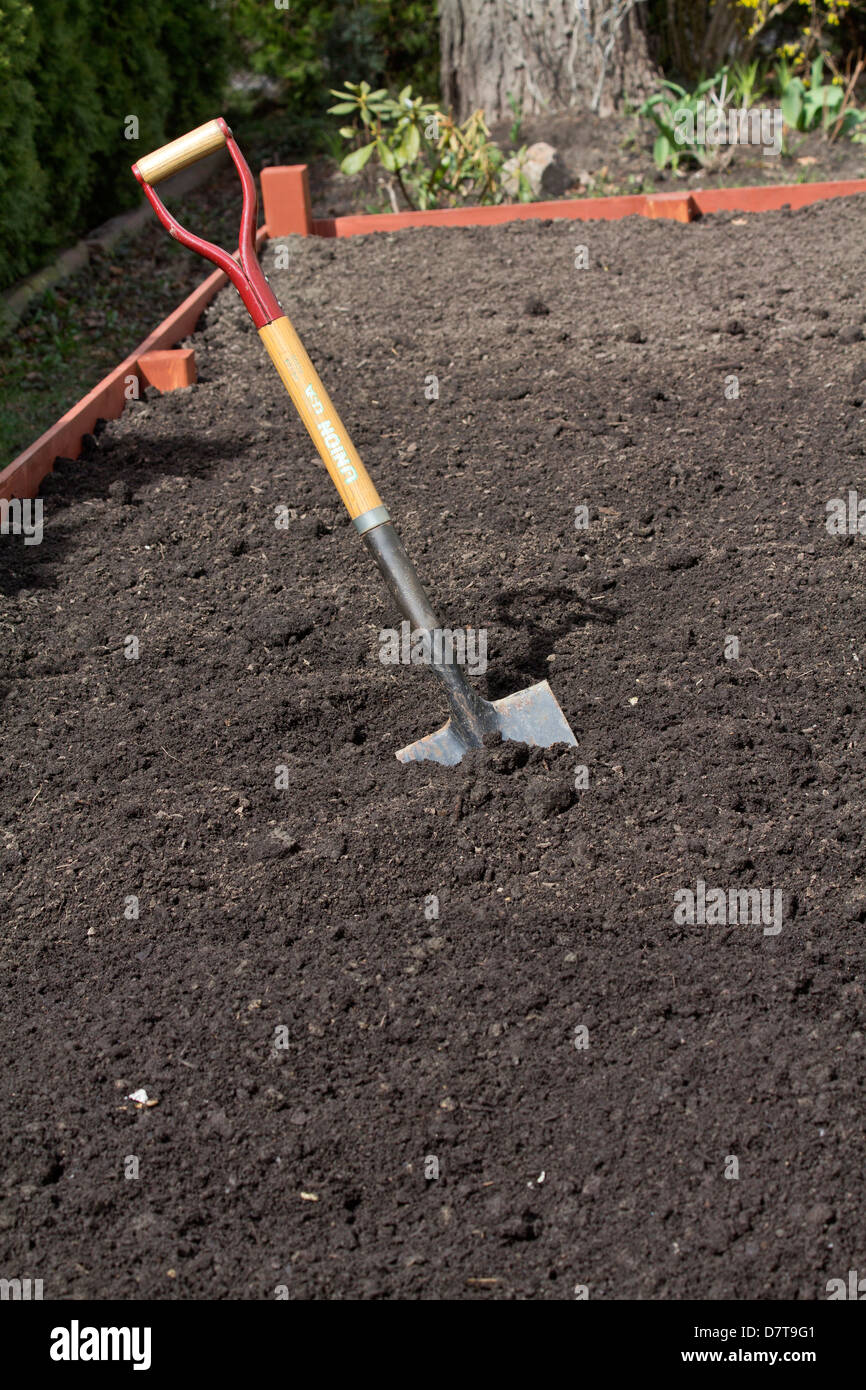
top-left (134, 118), bottom-right (227, 186)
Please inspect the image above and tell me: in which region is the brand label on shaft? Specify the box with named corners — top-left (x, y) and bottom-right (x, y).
top-left (304, 384), bottom-right (358, 484)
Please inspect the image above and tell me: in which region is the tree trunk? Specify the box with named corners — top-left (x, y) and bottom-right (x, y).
top-left (661, 1), bottom-right (741, 83)
top-left (440, 0), bottom-right (657, 122)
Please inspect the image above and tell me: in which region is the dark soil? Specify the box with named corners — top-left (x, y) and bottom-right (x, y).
top-left (2, 196), bottom-right (866, 1301)
top-left (6, 101), bottom-right (862, 466)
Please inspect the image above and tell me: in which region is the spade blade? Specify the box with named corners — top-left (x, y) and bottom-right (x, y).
top-left (396, 680), bottom-right (577, 767)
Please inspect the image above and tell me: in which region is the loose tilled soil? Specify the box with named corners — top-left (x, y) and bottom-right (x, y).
top-left (2, 196), bottom-right (866, 1301)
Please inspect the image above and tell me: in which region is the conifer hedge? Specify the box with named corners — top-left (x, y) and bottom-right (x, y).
top-left (0, 0), bottom-right (227, 289)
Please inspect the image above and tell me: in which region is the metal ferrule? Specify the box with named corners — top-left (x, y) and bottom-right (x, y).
top-left (352, 504), bottom-right (390, 535)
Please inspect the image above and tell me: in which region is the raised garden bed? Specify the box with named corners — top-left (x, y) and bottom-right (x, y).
top-left (5, 169), bottom-right (866, 504)
top-left (1, 193), bottom-right (865, 1299)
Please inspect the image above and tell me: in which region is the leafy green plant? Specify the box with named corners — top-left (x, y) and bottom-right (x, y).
top-left (778, 56), bottom-right (840, 129)
top-left (329, 81), bottom-right (524, 211)
top-left (777, 54), bottom-right (866, 138)
top-left (639, 70), bottom-right (729, 171)
top-left (506, 91), bottom-right (524, 146)
top-left (728, 58), bottom-right (767, 109)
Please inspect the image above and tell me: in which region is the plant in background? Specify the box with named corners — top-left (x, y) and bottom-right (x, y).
top-left (728, 57), bottom-right (768, 107)
top-left (733, 0), bottom-right (866, 71)
top-left (639, 70), bottom-right (732, 170)
top-left (777, 51), bottom-right (866, 135)
top-left (732, 1), bottom-right (866, 146)
top-left (0, 0), bottom-right (46, 287)
top-left (641, 26), bottom-right (864, 168)
top-left (507, 91), bottom-right (524, 145)
top-left (228, 0), bottom-right (440, 119)
top-left (329, 81), bottom-right (528, 210)
top-left (0, 0), bottom-right (227, 292)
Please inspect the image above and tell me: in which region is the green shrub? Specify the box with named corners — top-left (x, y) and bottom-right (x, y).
top-left (227, 0), bottom-right (440, 115)
top-left (329, 81), bottom-right (527, 210)
top-left (163, 0), bottom-right (229, 133)
top-left (30, 1), bottom-right (129, 238)
top-left (0, 0), bottom-right (228, 292)
top-left (84, 0), bottom-right (174, 220)
top-left (0, 1), bottom-right (45, 286)
top-left (0, 0), bottom-right (436, 291)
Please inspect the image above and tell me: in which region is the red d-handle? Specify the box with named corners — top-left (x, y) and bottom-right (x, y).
top-left (132, 117), bottom-right (281, 329)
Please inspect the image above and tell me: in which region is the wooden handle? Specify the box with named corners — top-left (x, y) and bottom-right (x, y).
top-left (259, 316), bottom-right (383, 521)
top-left (135, 119), bottom-right (226, 185)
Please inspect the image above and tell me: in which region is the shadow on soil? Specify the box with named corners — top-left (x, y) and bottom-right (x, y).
top-left (487, 583), bottom-right (619, 694)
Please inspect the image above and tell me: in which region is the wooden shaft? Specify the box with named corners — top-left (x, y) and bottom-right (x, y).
top-left (136, 119), bottom-right (226, 185)
top-left (259, 316), bottom-right (383, 521)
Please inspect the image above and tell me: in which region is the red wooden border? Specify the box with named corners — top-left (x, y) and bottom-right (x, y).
top-left (692, 178), bottom-right (866, 215)
top-left (0, 270), bottom-right (222, 501)
top-left (262, 170), bottom-right (866, 239)
top-left (139, 348), bottom-right (197, 391)
top-left (260, 165), bottom-right (313, 236)
top-left (0, 230), bottom-right (266, 503)
top-left (309, 191), bottom-right (650, 237)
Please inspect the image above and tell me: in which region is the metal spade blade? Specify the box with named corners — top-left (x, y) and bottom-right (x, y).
top-left (396, 678), bottom-right (578, 766)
